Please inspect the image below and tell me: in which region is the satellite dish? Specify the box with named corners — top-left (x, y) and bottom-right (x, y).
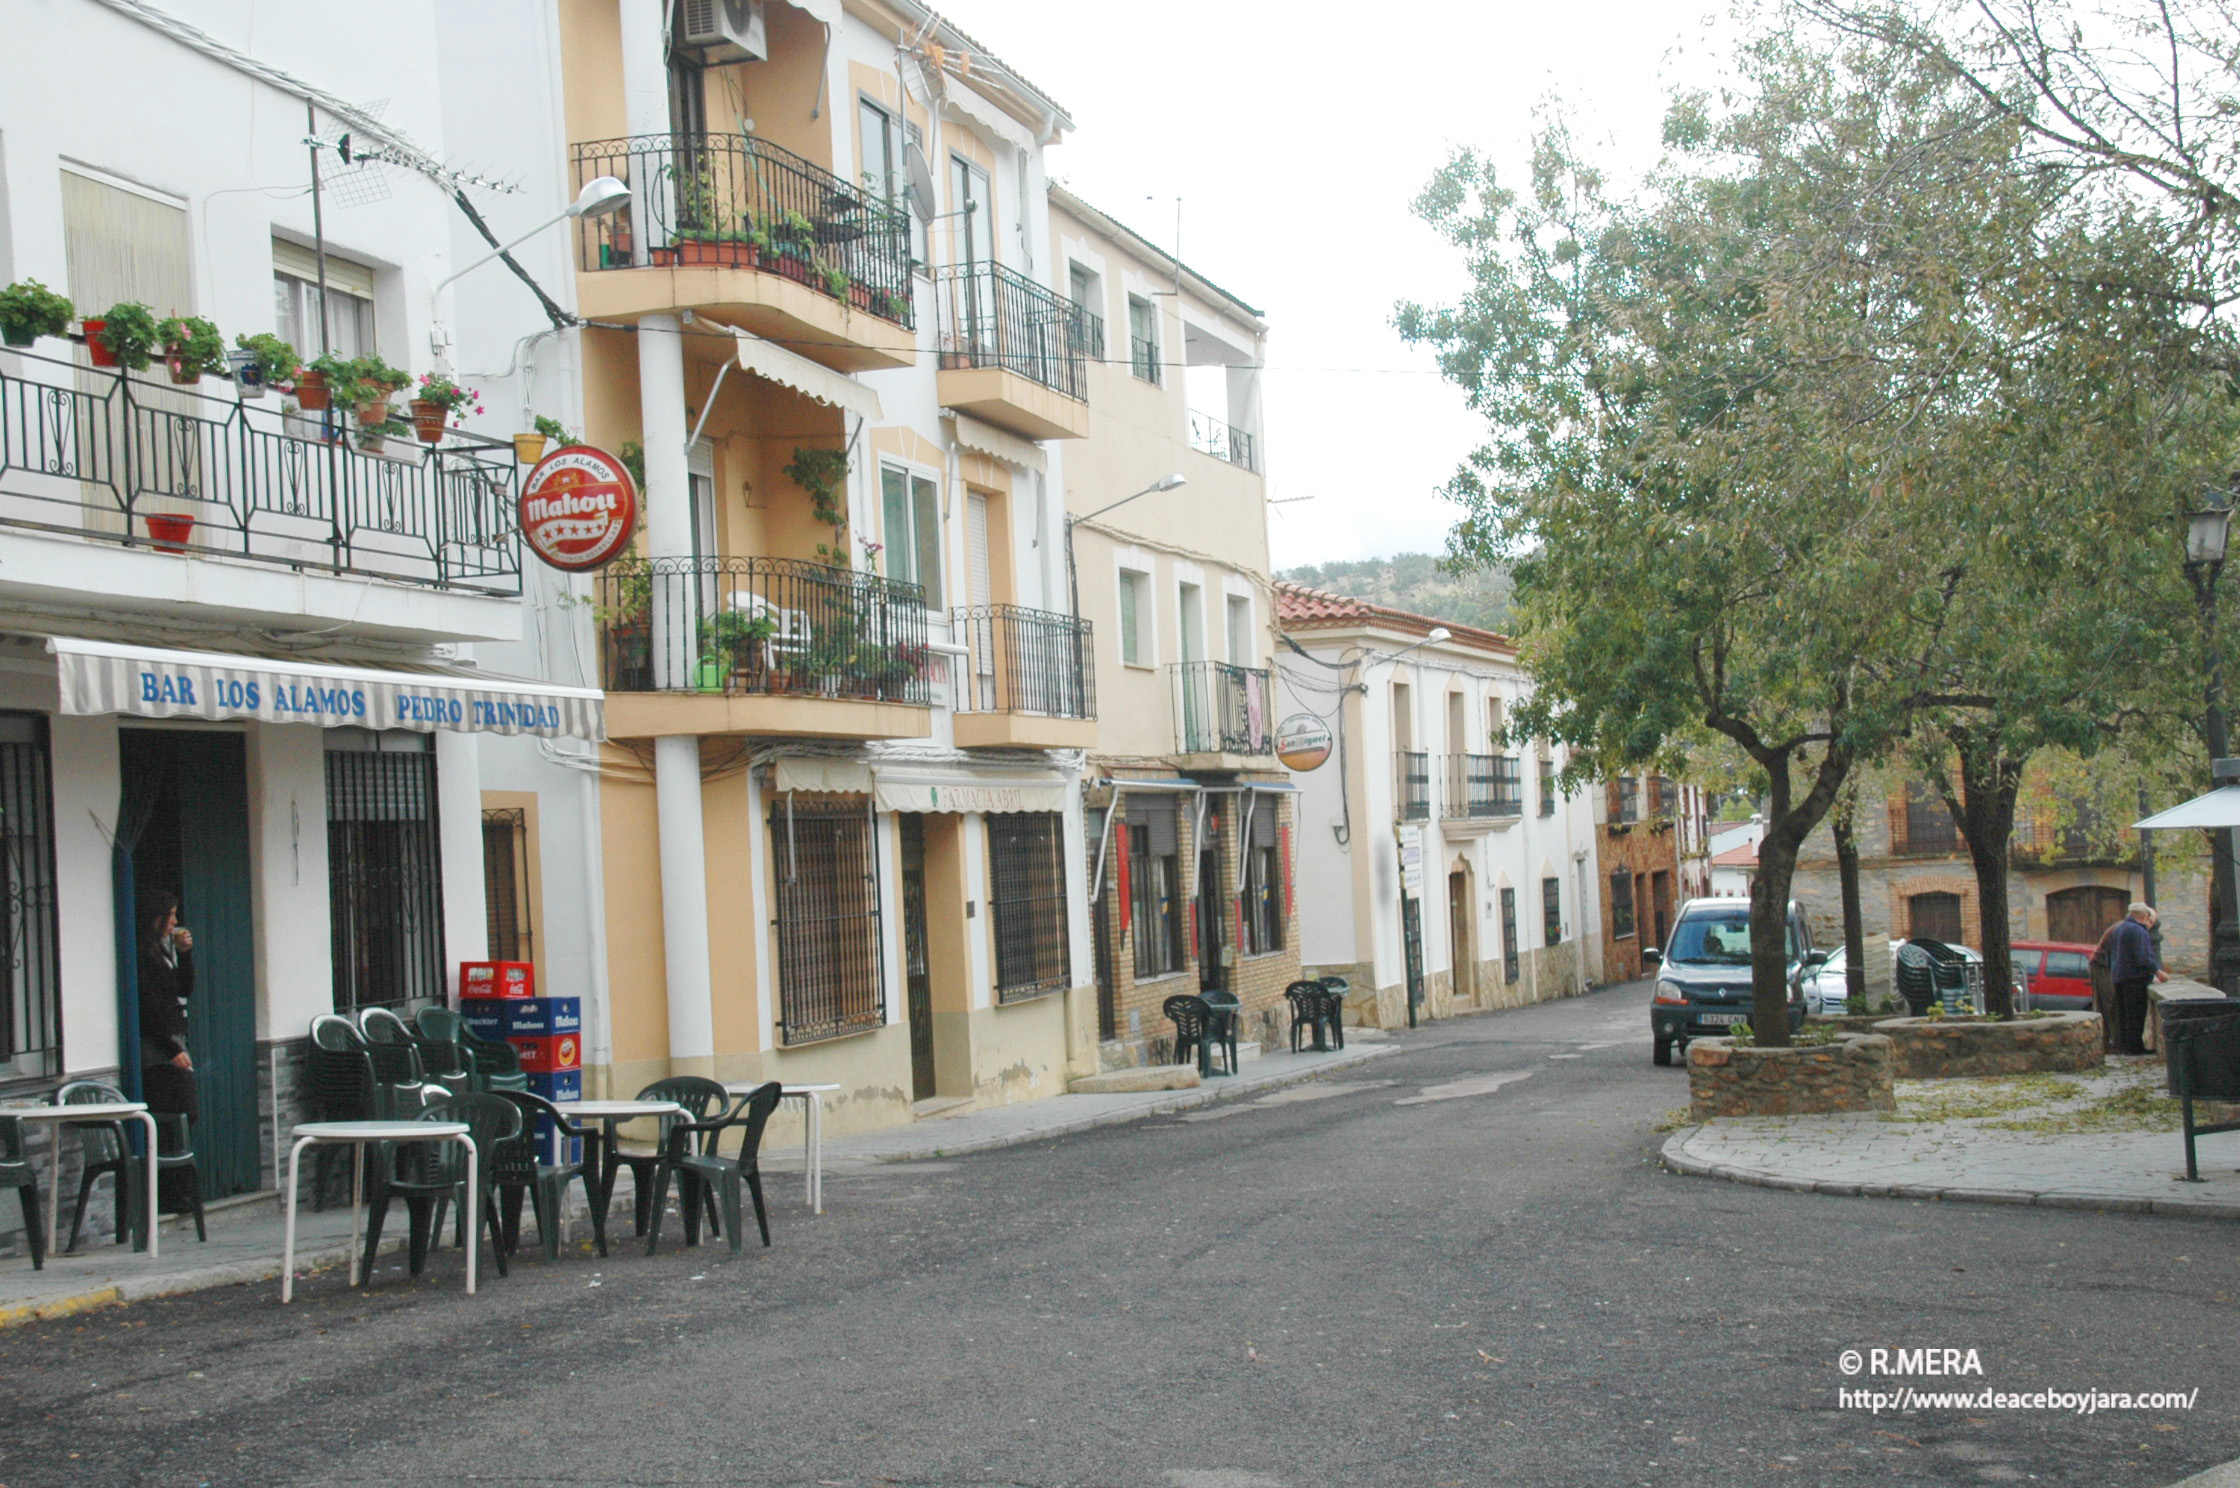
top-left (904, 142), bottom-right (936, 225)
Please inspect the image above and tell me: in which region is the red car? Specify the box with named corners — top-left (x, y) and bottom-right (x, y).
top-left (2013, 939), bottom-right (2097, 1012)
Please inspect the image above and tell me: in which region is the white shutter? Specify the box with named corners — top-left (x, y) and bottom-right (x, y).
top-left (966, 493), bottom-right (992, 608)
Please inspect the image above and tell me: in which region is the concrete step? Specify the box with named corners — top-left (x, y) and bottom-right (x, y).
top-left (911, 1096), bottom-right (976, 1121)
top-left (1069, 1065), bottom-right (1201, 1095)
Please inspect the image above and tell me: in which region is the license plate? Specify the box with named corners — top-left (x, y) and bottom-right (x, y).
top-left (1697, 1012), bottom-right (1745, 1026)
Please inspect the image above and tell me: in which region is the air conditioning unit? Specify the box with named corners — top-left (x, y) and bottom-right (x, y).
top-left (679, 0), bottom-right (768, 62)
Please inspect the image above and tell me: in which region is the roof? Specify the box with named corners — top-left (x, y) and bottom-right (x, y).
top-left (1046, 184), bottom-right (1265, 325)
top-left (1273, 580), bottom-right (1514, 655)
top-left (1711, 843), bottom-right (1759, 868)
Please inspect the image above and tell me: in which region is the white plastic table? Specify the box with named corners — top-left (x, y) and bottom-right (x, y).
top-left (2, 1102), bottom-right (160, 1261)
top-left (567, 1099), bottom-right (683, 1247)
top-left (726, 1082), bottom-right (838, 1214)
top-left (280, 1120), bottom-right (474, 1302)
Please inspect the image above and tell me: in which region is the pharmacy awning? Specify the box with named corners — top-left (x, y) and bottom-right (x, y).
top-left (47, 636), bottom-right (604, 740)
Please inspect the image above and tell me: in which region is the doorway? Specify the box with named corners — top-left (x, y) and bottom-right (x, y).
top-left (1448, 867), bottom-right (1475, 1009)
top-left (1650, 869), bottom-right (1673, 953)
top-left (1194, 801), bottom-right (1227, 994)
top-left (2047, 885), bottom-right (2129, 944)
top-left (118, 731), bottom-right (257, 1198)
top-left (898, 814), bottom-right (936, 1102)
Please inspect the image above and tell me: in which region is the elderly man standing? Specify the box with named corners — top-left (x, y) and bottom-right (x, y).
top-left (2106, 902), bottom-right (2169, 1056)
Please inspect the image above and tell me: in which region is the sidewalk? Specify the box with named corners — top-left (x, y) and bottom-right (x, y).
top-left (1662, 1060), bottom-right (2240, 1219)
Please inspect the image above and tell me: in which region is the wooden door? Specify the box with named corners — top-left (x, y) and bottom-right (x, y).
top-left (1447, 869), bottom-right (1474, 1007)
top-left (899, 815), bottom-right (935, 1103)
top-left (2047, 885), bottom-right (2129, 945)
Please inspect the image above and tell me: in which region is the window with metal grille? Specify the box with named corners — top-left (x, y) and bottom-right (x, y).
top-left (1501, 886), bottom-right (1520, 983)
top-left (1542, 876), bottom-right (1562, 948)
top-left (1128, 295), bottom-right (1161, 384)
top-left (326, 739), bottom-right (445, 1012)
top-left (987, 813), bottom-right (1070, 1001)
top-left (481, 807), bottom-right (532, 965)
top-left (1241, 798), bottom-right (1284, 955)
top-left (1610, 870), bottom-right (1636, 940)
top-left (0, 716), bottom-right (60, 1077)
top-left (1539, 757), bottom-right (1557, 817)
top-left (1902, 782), bottom-right (1959, 855)
top-left (1128, 795), bottom-right (1185, 979)
top-left (770, 802), bottom-right (886, 1043)
top-left (1908, 891), bottom-right (1964, 945)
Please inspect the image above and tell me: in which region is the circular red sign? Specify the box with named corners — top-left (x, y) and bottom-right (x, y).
top-left (518, 444), bottom-right (639, 571)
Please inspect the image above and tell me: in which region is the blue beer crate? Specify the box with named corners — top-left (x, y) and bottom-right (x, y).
top-left (461, 996), bottom-right (581, 1039)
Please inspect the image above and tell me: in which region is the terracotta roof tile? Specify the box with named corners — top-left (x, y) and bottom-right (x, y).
top-left (1273, 580), bottom-right (1514, 653)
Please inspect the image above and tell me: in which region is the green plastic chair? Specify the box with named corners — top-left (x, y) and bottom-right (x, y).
top-left (494, 1090), bottom-right (607, 1260)
top-left (55, 1080), bottom-right (145, 1253)
top-left (645, 1081), bottom-right (783, 1256)
top-left (610, 1076), bottom-right (735, 1238)
top-left (0, 1116), bottom-right (44, 1270)
top-left (420, 1006), bottom-right (529, 1095)
top-left (360, 1093), bottom-right (521, 1283)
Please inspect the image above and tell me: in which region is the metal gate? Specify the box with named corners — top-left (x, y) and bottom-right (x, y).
top-left (899, 814), bottom-right (934, 1101)
top-left (326, 746), bottom-right (446, 1012)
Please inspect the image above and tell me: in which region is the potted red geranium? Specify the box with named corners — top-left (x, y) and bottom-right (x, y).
top-left (410, 374), bottom-right (481, 444)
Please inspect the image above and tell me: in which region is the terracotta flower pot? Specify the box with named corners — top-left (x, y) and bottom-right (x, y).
top-left (145, 513), bottom-right (196, 553)
top-left (355, 399), bottom-right (390, 427)
top-left (513, 432), bottom-right (548, 464)
top-left (294, 370), bottom-right (331, 410)
top-left (82, 320), bottom-right (117, 368)
top-left (410, 398), bottom-right (447, 445)
top-left (166, 349), bottom-right (200, 385)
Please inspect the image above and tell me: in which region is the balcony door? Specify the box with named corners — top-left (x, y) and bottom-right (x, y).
top-left (1194, 800), bottom-right (1227, 995)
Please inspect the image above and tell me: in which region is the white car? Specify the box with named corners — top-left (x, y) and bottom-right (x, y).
top-left (1804, 938), bottom-right (1993, 1016)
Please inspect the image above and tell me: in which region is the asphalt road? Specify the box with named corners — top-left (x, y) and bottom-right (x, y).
top-left (2, 982), bottom-right (2235, 1488)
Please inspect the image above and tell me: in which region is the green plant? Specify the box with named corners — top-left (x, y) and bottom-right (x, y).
top-left (618, 439), bottom-right (646, 490)
top-left (784, 446), bottom-right (850, 530)
top-left (591, 554), bottom-right (652, 628)
top-left (414, 373), bottom-right (482, 421)
top-left (1844, 994), bottom-right (1868, 1016)
top-left (156, 316), bottom-right (227, 377)
top-left (702, 608), bottom-right (779, 668)
top-left (234, 332), bottom-right (300, 386)
top-left (822, 267), bottom-right (850, 299)
top-left (306, 352), bottom-right (353, 383)
top-left (94, 301), bottom-right (161, 370)
top-left (870, 288), bottom-right (908, 321)
top-left (355, 416), bottom-right (411, 449)
top-left (533, 415), bottom-right (577, 444)
top-left (0, 280), bottom-right (74, 343)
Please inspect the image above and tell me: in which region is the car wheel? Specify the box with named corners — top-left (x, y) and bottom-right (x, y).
top-left (1653, 1036), bottom-right (1674, 1067)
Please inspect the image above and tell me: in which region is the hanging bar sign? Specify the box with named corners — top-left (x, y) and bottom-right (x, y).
top-left (519, 444), bottom-right (638, 571)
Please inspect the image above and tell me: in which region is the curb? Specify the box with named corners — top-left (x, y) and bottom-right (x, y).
top-left (1659, 1128), bottom-right (2240, 1220)
top-left (0, 1233), bottom-right (403, 1329)
top-left (848, 1043), bottom-right (1406, 1163)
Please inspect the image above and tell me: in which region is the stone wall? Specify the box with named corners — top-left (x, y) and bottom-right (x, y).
top-left (1871, 1012), bottom-right (2103, 1079)
top-left (1688, 1034), bottom-right (1896, 1119)
top-left (1599, 820), bottom-right (1681, 983)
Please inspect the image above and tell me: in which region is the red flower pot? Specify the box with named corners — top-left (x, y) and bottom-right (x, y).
top-left (83, 320), bottom-right (117, 368)
top-left (166, 350), bottom-right (200, 385)
top-left (355, 399), bottom-right (390, 427)
top-left (145, 513), bottom-right (196, 553)
top-left (294, 369), bottom-right (330, 410)
top-left (410, 398), bottom-right (447, 445)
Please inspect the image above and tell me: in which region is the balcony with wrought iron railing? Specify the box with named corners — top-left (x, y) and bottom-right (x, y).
top-left (596, 554), bottom-right (932, 739)
top-left (0, 348), bottom-right (520, 598)
top-left (570, 133), bottom-right (915, 368)
top-left (1443, 753), bottom-right (1522, 824)
top-left (1397, 752), bottom-right (1432, 822)
top-left (1170, 660), bottom-right (1273, 759)
top-left (1187, 410), bottom-right (1257, 474)
top-left (951, 604), bottom-right (1097, 749)
top-left (1130, 334), bottom-right (1162, 385)
top-left (934, 263), bottom-right (1091, 440)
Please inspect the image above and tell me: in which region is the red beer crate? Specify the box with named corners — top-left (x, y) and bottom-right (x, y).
top-left (507, 1032), bottom-right (581, 1074)
top-left (459, 960), bottom-right (535, 1000)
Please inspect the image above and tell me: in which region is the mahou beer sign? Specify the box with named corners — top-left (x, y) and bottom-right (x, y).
top-left (519, 445), bottom-right (638, 571)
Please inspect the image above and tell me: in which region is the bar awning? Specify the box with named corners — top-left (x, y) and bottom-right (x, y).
top-left (734, 333), bottom-right (883, 422)
top-left (2136, 788), bottom-right (2240, 831)
top-left (771, 756), bottom-right (1068, 813)
top-left (48, 637), bottom-right (604, 741)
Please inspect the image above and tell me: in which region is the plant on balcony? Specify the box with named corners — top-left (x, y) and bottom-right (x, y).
top-left (358, 355), bottom-right (411, 397)
top-left (821, 267), bottom-right (851, 301)
top-left (157, 316), bottom-right (227, 384)
top-left (590, 554), bottom-right (652, 628)
top-left (354, 416), bottom-right (412, 455)
top-left (294, 352), bottom-right (351, 411)
top-left (515, 414), bottom-right (574, 464)
top-left (0, 280), bottom-right (74, 347)
top-left (783, 445), bottom-right (852, 563)
top-left (230, 332), bottom-right (299, 398)
top-left (86, 301), bottom-right (159, 371)
top-left (618, 439), bottom-right (647, 490)
top-left (703, 608), bottom-right (780, 681)
top-left (411, 374), bottom-right (482, 443)
top-left (869, 287), bottom-right (908, 323)
top-left (766, 211), bottom-right (817, 283)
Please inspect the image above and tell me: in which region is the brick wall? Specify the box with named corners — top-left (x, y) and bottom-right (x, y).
top-left (1599, 821), bottom-right (1681, 982)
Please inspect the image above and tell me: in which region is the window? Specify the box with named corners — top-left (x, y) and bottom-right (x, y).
top-left (770, 803), bottom-right (886, 1043)
top-left (1487, 695), bottom-right (1506, 745)
top-left (0, 716), bottom-right (60, 1080)
top-left (1907, 891), bottom-right (1964, 945)
top-left (1128, 295), bottom-right (1161, 384)
top-left (1127, 795), bottom-right (1185, 978)
top-left (1539, 757), bottom-right (1557, 817)
top-left (1501, 887), bottom-right (1520, 983)
top-left (1542, 876), bottom-right (1563, 948)
top-left (1610, 870), bottom-right (1636, 940)
top-left (1118, 568), bottom-right (1151, 666)
top-left (480, 807), bottom-right (533, 964)
top-left (272, 239), bottom-right (376, 360)
top-left (1226, 595), bottom-right (1253, 667)
top-left (2046, 950), bottom-right (2093, 980)
top-left (1068, 262), bottom-right (1104, 357)
top-left (66, 169), bottom-right (191, 328)
top-left (861, 98), bottom-right (927, 267)
top-left (986, 813), bottom-right (1069, 1001)
top-left (1242, 797), bottom-right (1285, 955)
top-left (1900, 781), bottom-right (1959, 855)
top-left (1177, 581), bottom-right (1204, 661)
top-left (951, 154), bottom-right (993, 266)
top-left (326, 734), bottom-right (445, 1012)
top-left (880, 465), bottom-right (943, 608)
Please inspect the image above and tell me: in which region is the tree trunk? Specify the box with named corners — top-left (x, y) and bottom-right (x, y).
top-left (1744, 741), bottom-right (1853, 1046)
top-left (1941, 725), bottom-right (2025, 1018)
top-left (1833, 791), bottom-right (1866, 1008)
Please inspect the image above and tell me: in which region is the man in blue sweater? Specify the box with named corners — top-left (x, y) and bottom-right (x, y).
top-left (2105, 903), bottom-right (2167, 1055)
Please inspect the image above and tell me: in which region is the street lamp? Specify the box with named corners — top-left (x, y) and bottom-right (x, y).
top-left (2184, 482), bottom-right (2240, 993)
top-left (1065, 473), bottom-right (1187, 618)
top-left (427, 175), bottom-right (631, 369)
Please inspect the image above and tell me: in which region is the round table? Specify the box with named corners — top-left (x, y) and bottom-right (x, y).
top-left (725, 1083), bottom-right (839, 1214)
top-left (281, 1120), bottom-right (474, 1303)
top-left (1, 1102), bottom-right (161, 1261)
top-left (566, 1100), bottom-right (684, 1245)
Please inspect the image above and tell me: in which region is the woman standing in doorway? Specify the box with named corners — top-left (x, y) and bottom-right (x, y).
top-left (138, 899), bottom-right (196, 1124)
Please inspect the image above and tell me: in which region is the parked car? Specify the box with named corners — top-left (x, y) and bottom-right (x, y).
top-left (1806, 938), bottom-right (1996, 1016)
top-left (1647, 896), bottom-right (1818, 1066)
top-left (2012, 939), bottom-right (2097, 1012)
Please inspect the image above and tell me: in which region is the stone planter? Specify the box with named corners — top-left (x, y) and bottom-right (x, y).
top-left (1870, 1011), bottom-right (2102, 1080)
top-left (1805, 1013), bottom-right (1904, 1035)
top-left (1688, 1033), bottom-right (1895, 1120)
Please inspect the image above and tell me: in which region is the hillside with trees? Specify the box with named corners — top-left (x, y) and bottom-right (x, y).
top-left (1277, 553), bottom-right (1514, 633)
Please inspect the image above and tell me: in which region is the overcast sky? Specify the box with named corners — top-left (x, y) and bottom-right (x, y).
top-left (947, 0), bottom-right (1733, 570)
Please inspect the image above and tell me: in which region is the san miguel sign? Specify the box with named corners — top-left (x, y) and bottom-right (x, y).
top-left (519, 445), bottom-right (638, 571)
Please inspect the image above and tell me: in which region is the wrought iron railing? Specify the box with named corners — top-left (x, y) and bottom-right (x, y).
top-left (0, 349), bottom-right (521, 593)
top-left (1130, 334), bottom-right (1161, 384)
top-left (987, 812), bottom-right (1070, 1002)
top-left (571, 132), bottom-right (916, 329)
top-left (1187, 410), bottom-right (1256, 473)
top-left (770, 802), bottom-right (886, 1044)
top-left (952, 605), bottom-right (1094, 718)
top-left (597, 555), bottom-right (931, 704)
top-left (1397, 752), bottom-right (1432, 822)
top-left (1170, 661), bottom-right (1273, 756)
top-left (1070, 307), bottom-right (1105, 361)
top-left (935, 262), bottom-right (1088, 401)
top-left (1443, 753), bottom-right (1522, 819)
